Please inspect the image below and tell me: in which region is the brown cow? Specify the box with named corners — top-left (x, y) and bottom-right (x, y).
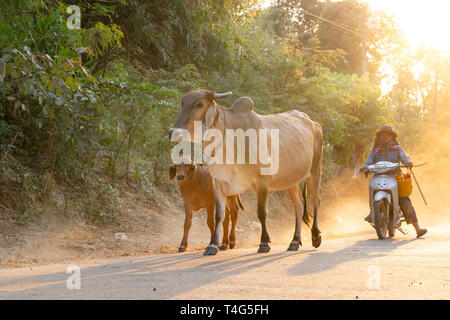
top-left (169, 160), bottom-right (245, 252)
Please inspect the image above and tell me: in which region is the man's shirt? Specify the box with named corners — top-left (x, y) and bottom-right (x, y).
top-left (363, 145), bottom-right (411, 167)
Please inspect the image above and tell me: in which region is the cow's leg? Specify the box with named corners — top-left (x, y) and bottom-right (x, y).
top-left (257, 188), bottom-right (271, 253)
top-left (309, 125), bottom-right (323, 248)
top-left (206, 205), bottom-right (215, 238)
top-left (308, 176), bottom-right (322, 248)
top-left (220, 207), bottom-right (230, 250)
top-left (179, 206), bottom-right (193, 253)
top-left (287, 185), bottom-right (304, 251)
top-left (204, 182), bottom-right (226, 256)
top-left (229, 196), bottom-right (239, 249)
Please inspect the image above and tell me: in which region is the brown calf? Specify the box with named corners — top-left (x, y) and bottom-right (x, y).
top-left (169, 162), bottom-right (244, 252)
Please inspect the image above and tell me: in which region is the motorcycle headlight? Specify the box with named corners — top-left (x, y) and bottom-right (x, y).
top-left (375, 178), bottom-right (389, 188)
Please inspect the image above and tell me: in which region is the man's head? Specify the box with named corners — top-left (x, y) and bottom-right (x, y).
top-left (374, 125), bottom-right (398, 146)
top-left (375, 125), bottom-right (397, 139)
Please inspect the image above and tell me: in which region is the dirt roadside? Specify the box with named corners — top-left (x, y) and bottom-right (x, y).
top-left (0, 169), bottom-right (446, 267)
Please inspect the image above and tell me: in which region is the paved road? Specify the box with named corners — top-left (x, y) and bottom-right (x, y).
top-left (0, 224), bottom-right (449, 300)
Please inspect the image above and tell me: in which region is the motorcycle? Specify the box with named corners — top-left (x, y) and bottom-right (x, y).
top-left (364, 161), bottom-right (410, 239)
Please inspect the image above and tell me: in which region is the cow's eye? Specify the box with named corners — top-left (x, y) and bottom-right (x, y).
top-left (196, 103), bottom-right (203, 108)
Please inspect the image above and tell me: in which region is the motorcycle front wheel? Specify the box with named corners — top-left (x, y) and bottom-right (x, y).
top-left (388, 219), bottom-right (396, 237)
top-left (374, 199), bottom-right (389, 239)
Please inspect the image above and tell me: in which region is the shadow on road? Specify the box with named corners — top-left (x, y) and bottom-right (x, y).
top-left (287, 237), bottom-right (417, 276)
top-left (0, 234), bottom-right (427, 299)
top-left (0, 248), bottom-right (309, 299)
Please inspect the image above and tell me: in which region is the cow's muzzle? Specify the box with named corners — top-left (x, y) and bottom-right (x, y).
top-left (168, 127), bottom-right (188, 142)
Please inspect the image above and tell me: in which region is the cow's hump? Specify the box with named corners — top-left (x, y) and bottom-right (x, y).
top-left (230, 97), bottom-right (254, 113)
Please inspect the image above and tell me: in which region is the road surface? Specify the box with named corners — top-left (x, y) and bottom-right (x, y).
top-left (0, 223), bottom-right (449, 300)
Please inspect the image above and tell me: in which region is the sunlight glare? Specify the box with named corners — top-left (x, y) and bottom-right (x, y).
top-left (367, 0), bottom-right (450, 51)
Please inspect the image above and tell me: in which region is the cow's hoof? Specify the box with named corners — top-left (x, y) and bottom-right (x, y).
top-left (312, 235), bottom-right (322, 248)
top-left (203, 246), bottom-right (218, 256)
top-left (178, 247), bottom-right (186, 253)
top-left (219, 244), bottom-right (228, 251)
top-left (229, 243), bottom-right (235, 249)
top-left (287, 241), bottom-right (300, 251)
top-left (257, 243), bottom-right (271, 253)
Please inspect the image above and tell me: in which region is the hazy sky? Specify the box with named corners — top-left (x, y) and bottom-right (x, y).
top-left (261, 0), bottom-right (450, 52)
top-left (367, 0), bottom-right (450, 51)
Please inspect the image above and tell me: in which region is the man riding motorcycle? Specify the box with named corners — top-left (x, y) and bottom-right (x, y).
top-left (360, 125), bottom-right (427, 238)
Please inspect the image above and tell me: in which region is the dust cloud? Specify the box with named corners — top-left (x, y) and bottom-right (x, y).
top-left (405, 129), bottom-right (450, 226)
top-left (1, 129), bottom-right (448, 264)
top-left (318, 128), bottom-right (450, 240)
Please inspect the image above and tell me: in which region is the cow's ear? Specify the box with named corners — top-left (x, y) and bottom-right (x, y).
top-left (168, 165), bottom-right (178, 182)
top-left (203, 105), bottom-right (218, 131)
top-left (188, 163), bottom-right (197, 177)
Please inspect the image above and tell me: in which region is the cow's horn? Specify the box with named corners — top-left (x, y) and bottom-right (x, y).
top-left (214, 92), bottom-right (233, 100)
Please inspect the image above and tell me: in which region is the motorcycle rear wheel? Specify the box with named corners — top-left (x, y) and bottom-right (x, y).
top-left (374, 199), bottom-right (389, 239)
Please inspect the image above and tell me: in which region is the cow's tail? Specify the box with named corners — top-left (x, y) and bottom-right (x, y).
top-left (302, 182), bottom-right (312, 227)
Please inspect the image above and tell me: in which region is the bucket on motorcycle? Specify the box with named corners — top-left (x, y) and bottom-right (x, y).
top-left (394, 172), bottom-right (413, 197)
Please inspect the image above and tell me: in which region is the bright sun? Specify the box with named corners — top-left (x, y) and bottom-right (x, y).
top-left (367, 0), bottom-right (450, 52)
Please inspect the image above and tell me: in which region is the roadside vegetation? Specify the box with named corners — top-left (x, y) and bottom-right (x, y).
top-left (0, 1), bottom-right (448, 262)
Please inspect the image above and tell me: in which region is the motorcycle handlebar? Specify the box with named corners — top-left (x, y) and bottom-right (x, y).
top-left (360, 166), bottom-right (410, 176)
top-left (360, 162), bottom-right (427, 177)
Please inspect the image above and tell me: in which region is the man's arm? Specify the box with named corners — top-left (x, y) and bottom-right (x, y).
top-left (363, 149), bottom-right (375, 168)
top-left (360, 149), bottom-right (375, 174)
top-left (399, 147), bottom-right (413, 166)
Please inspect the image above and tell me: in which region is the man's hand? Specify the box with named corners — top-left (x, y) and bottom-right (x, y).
top-left (359, 166), bottom-right (369, 174)
top-left (359, 166), bottom-right (369, 177)
top-left (406, 162), bottom-right (414, 168)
